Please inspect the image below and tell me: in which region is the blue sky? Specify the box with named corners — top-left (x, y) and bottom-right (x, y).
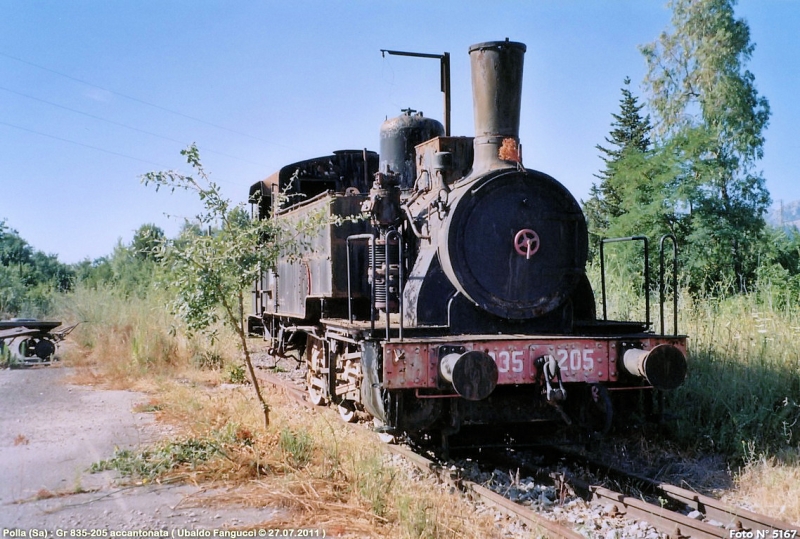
top-left (1, 1), bottom-right (797, 263)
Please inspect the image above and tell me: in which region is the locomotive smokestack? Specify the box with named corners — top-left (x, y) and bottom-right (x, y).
top-left (469, 39), bottom-right (526, 175)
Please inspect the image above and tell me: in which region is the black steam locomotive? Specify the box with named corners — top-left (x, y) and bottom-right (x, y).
top-left (248, 40), bottom-right (687, 446)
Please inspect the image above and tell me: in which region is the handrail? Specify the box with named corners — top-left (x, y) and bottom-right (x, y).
top-left (600, 236), bottom-right (650, 328)
top-left (659, 234), bottom-right (679, 335)
top-left (384, 229), bottom-right (404, 342)
top-left (346, 234), bottom-right (376, 332)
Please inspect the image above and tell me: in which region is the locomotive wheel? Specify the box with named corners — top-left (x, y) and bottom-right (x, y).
top-left (337, 400), bottom-right (357, 423)
top-left (581, 383), bottom-right (613, 438)
top-left (34, 338), bottom-right (56, 360)
top-left (306, 344), bottom-right (327, 406)
top-left (372, 418), bottom-right (397, 444)
top-left (308, 385), bottom-right (326, 406)
top-left (19, 339), bottom-right (37, 357)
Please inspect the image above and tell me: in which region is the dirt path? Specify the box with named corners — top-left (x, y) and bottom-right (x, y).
top-left (0, 366), bottom-right (279, 531)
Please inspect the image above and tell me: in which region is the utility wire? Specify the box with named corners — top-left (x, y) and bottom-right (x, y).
top-left (0, 85), bottom-right (269, 167)
top-left (0, 120), bottom-right (170, 168)
top-left (0, 50), bottom-right (290, 149)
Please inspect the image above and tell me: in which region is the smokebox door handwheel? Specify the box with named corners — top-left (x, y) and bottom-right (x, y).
top-left (514, 228), bottom-right (540, 259)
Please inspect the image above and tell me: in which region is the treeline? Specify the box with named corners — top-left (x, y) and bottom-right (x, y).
top-left (0, 221), bottom-right (73, 317)
top-left (583, 0), bottom-right (800, 304)
top-left (0, 220), bottom-right (169, 318)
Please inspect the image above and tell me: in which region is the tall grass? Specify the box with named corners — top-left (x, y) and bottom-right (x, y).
top-left (592, 263), bottom-right (800, 523)
top-left (672, 292), bottom-right (800, 458)
top-left (57, 264), bottom-right (800, 526)
top-left (590, 262), bottom-right (800, 459)
top-left (53, 284), bottom-right (230, 384)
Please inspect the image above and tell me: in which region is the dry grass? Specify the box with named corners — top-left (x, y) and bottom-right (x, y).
top-left (56, 285), bottom-right (236, 389)
top-left (725, 448), bottom-right (800, 526)
top-left (35, 488), bottom-right (57, 500)
top-left (589, 267), bottom-right (800, 523)
top-left (58, 280), bottom-right (800, 533)
top-left (14, 434), bottom-right (29, 446)
top-left (56, 285), bottom-right (515, 537)
top-left (142, 379), bottom-right (510, 537)
top-left (89, 376), bottom-right (516, 538)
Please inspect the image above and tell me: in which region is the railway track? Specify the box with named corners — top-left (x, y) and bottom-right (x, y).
top-left (550, 447), bottom-right (798, 539)
top-left (255, 367), bottom-right (799, 539)
top-left (554, 469), bottom-right (796, 539)
top-left (256, 368), bottom-right (582, 538)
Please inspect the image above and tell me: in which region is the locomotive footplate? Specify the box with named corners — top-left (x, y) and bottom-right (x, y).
top-left (381, 334), bottom-right (687, 392)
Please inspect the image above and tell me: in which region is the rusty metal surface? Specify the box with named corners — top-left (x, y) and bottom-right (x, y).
top-left (0, 326), bottom-right (43, 340)
top-left (382, 334), bottom-right (687, 389)
top-left (256, 150), bottom-right (379, 210)
top-left (622, 343), bottom-right (687, 390)
top-left (590, 485), bottom-right (731, 539)
top-left (0, 319), bottom-right (61, 331)
top-left (413, 136), bottom-right (474, 187)
top-left (658, 483), bottom-right (798, 535)
top-left (263, 194), bottom-right (371, 319)
top-left (384, 337), bottom-right (610, 388)
top-left (379, 110), bottom-right (444, 189)
top-left (469, 39), bottom-right (526, 174)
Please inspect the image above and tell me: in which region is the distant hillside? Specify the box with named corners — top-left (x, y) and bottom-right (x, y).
top-left (768, 200), bottom-right (800, 231)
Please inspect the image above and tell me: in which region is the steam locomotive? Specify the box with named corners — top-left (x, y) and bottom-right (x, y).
top-left (248, 40), bottom-right (687, 446)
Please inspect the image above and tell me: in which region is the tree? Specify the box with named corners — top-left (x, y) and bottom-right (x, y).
top-left (640, 0), bottom-right (771, 292)
top-left (142, 144), bottom-right (326, 429)
top-left (585, 77), bottom-right (654, 251)
top-left (131, 224), bottom-right (165, 261)
top-left (0, 220), bottom-right (74, 316)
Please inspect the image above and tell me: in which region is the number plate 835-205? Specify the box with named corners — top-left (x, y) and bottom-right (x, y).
top-left (382, 338), bottom-right (616, 389)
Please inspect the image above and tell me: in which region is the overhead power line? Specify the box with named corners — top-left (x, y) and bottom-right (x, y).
top-left (0, 50), bottom-right (287, 148)
top-left (0, 120), bottom-right (170, 168)
top-left (0, 85), bottom-right (269, 167)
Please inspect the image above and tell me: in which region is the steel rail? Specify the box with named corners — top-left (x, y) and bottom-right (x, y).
top-left (541, 447), bottom-right (799, 539)
top-left (657, 482), bottom-right (795, 535)
top-left (587, 482), bottom-right (732, 539)
top-left (386, 443), bottom-right (584, 539)
top-left (549, 445), bottom-right (798, 537)
top-left (255, 368), bottom-right (582, 538)
top-left (254, 369), bottom-right (799, 539)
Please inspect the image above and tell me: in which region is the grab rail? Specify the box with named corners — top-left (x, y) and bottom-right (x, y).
top-left (600, 236), bottom-right (650, 328)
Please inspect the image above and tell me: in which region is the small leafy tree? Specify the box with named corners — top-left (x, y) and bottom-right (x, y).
top-left (131, 224), bottom-right (166, 261)
top-left (142, 144), bottom-right (326, 429)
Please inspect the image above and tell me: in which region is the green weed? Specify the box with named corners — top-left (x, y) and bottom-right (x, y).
top-left (354, 454), bottom-right (395, 519)
top-left (279, 427), bottom-right (314, 469)
top-left (226, 362), bottom-right (247, 384)
top-left (90, 425), bottom-right (250, 480)
top-left (91, 438), bottom-right (222, 479)
top-left (397, 496), bottom-right (440, 539)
